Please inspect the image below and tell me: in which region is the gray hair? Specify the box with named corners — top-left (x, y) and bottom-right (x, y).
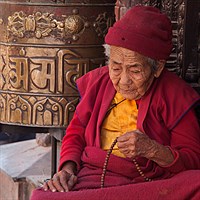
top-left (103, 44), bottom-right (158, 71)
top-left (103, 44), bottom-right (110, 65)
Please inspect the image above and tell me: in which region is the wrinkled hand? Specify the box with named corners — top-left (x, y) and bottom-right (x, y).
top-left (117, 130), bottom-right (157, 159)
top-left (43, 170), bottom-right (77, 192)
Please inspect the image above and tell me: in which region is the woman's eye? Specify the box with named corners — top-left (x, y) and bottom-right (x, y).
top-left (112, 68), bottom-right (122, 74)
top-left (131, 70), bottom-right (141, 74)
top-left (135, 70), bottom-right (141, 73)
top-left (113, 68), bottom-right (120, 71)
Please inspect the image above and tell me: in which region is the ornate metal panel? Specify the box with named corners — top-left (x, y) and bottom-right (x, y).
top-left (0, 0), bottom-right (115, 128)
top-left (184, 0), bottom-right (200, 93)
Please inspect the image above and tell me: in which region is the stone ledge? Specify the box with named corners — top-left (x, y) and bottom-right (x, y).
top-left (0, 139), bottom-right (52, 200)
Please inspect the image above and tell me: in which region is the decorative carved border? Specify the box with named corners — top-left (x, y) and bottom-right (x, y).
top-left (7, 10), bottom-right (114, 42)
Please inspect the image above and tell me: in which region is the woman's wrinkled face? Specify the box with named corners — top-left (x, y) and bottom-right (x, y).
top-left (109, 46), bottom-right (157, 100)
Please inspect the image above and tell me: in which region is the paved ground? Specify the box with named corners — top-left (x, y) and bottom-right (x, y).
top-left (0, 139), bottom-right (53, 200)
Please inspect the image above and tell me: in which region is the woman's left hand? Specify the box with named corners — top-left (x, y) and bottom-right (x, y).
top-left (117, 130), bottom-right (156, 159)
top-left (117, 130), bottom-right (174, 166)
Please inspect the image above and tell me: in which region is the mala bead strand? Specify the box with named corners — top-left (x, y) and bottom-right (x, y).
top-left (133, 158), bottom-right (152, 182)
top-left (101, 137), bottom-right (118, 188)
top-left (101, 137), bottom-right (152, 188)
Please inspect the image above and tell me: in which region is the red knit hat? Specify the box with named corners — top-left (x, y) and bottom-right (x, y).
top-left (105, 5), bottom-right (173, 60)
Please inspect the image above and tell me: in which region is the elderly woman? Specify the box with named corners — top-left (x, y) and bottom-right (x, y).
top-left (31, 5), bottom-right (200, 200)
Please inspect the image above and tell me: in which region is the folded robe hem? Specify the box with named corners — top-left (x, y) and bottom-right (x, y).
top-left (30, 170), bottom-right (200, 200)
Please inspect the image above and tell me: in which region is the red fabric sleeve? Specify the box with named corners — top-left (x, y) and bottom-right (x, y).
top-left (59, 111), bottom-right (86, 171)
top-left (161, 109), bottom-right (200, 173)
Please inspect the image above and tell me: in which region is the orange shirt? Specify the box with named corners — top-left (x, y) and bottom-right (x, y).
top-left (101, 93), bottom-right (138, 157)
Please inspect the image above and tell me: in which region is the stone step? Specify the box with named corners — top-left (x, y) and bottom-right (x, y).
top-left (0, 139), bottom-right (54, 200)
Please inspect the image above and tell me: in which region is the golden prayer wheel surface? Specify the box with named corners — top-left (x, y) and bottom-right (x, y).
top-left (0, 0), bottom-right (115, 128)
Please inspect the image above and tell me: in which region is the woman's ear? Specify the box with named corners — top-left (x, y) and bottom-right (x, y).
top-left (154, 60), bottom-right (165, 78)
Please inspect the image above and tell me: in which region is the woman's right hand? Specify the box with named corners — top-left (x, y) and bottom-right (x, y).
top-left (43, 161), bottom-right (77, 192)
top-left (43, 170), bottom-right (77, 192)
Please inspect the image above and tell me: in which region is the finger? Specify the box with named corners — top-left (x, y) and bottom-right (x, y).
top-left (117, 134), bottom-right (130, 142)
top-left (42, 182), bottom-right (49, 191)
top-left (118, 148), bottom-right (129, 155)
top-left (117, 131), bottom-right (137, 142)
top-left (67, 175), bottom-right (78, 191)
top-left (120, 147), bottom-right (137, 158)
top-left (52, 176), bottom-right (65, 192)
top-left (59, 172), bottom-right (71, 192)
top-left (119, 146), bottom-right (133, 154)
top-left (47, 179), bottom-right (57, 192)
top-left (117, 138), bottom-right (136, 148)
top-left (118, 139), bottom-right (137, 156)
top-left (117, 143), bottom-right (127, 149)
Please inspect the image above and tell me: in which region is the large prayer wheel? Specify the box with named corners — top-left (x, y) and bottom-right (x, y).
top-left (0, 0), bottom-right (115, 131)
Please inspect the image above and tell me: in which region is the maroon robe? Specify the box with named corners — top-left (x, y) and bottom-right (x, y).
top-left (60, 66), bottom-right (200, 173)
top-left (31, 66), bottom-right (200, 200)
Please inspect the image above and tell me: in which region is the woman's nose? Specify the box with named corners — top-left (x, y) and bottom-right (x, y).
top-left (120, 71), bottom-right (132, 85)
